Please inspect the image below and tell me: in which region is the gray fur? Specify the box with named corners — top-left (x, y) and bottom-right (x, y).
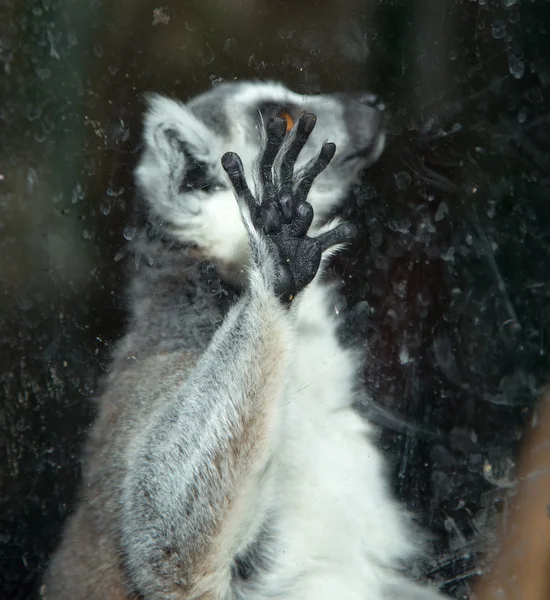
top-left (43, 81), bottom-right (444, 600)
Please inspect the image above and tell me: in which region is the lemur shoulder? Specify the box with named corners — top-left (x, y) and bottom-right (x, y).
top-left (43, 81), bottom-right (445, 600)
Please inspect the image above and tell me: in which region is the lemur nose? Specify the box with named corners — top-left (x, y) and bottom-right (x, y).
top-left (359, 93), bottom-right (385, 111)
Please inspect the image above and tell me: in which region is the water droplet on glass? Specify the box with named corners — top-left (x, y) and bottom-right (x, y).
top-left (517, 107), bottom-right (528, 123)
top-left (393, 280), bottom-right (407, 299)
top-left (209, 74), bottom-right (224, 86)
top-left (185, 18), bottom-right (202, 32)
top-left (502, 0), bottom-right (517, 7)
top-left (223, 38), bottom-right (237, 56)
top-left (34, 131), bottom-right (47, 143)
top-left (527, 87), bottom-right (543, 104)
top-left (435, 201), bottom-right (449, 222)
top-left (508, 53), bottom-right (524, 79)
top-left (399, 345), bottom-right (410, 365)
top-left (508, 10), bottom-right (520, 24)
top-left (106, 186), bottom-right (123, 198)
top-left (441, 246), bottom-right (455, 262)
top-left (17, 296), bottom-right (34, 310)
top-left (71, 183), bottom-right (84, 204)
top-left (26, 103), bottom-right (41, 122)
top-left (152, 7), bottom-right (170, 26)
top-left (278, 26), bottom-right (294, 40)
top-left (448, 50), bottom-right (458, 61)
top-left (394, 171), bottom-right (412, 190)
top-left (364, 183), bottom-right (377, 200)
top-left (82, 229), bottom-right (91, 239)
top-left (26, 168), bottom-right (37, 194)
top-left (36, 67), bottom-right (51, 80)
top-left (196, 44), bottom-right (214, 66)
top-left (123, 226), bottom-right (136, 241)
top-left (491, 20), bottom-right (507, 39)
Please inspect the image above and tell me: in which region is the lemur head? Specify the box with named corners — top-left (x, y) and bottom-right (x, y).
top-left (136, 81), bottom-right (384, 240)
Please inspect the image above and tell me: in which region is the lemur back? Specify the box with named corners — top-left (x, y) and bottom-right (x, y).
top-left (43, 81), bottom-right (444, 600)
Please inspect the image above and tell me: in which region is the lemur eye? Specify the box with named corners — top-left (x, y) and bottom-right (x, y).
top-left (279, 110), bottom-right (294, 132)
top-left (257, 102), bottom-right (300, 132)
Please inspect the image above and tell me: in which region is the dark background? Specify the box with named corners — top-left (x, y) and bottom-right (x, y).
top-left (1, 0), bottom-right (549, 598)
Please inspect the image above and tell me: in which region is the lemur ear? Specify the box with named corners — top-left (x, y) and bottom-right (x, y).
top-left (135, 94), bottom-right (220, 224)
top-left (142, 93), bottom-right (215, 167)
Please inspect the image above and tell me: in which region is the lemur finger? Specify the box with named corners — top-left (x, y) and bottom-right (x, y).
top-left (280, 113), bottom-right (317, 182)
top-left (293, 241), bottom-right (323, 291)
top-left (295, 142), bottom-right (336, 205)
top-left (221, 152), bottom-right (256, 213)
top-left (278, 113), bottom-right (317, 218)
top-left (259, 117), bottom-right (287, 190)
top-left (273, 263), bottom-right (296, 302)
top-left (316, 222), bottom-right (358, 252)
top-left (290, 201), bottom-right (314, 237)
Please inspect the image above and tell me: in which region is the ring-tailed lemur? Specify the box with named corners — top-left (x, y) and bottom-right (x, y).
top-left (43, 81), bottom-right (444, 600)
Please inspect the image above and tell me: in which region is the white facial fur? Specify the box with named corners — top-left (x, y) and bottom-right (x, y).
top-left (135, 81), bottom-right (384, 265)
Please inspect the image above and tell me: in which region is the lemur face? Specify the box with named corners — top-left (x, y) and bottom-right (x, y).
top-left (187, 81), bottom-right (385, 198)
top-left (136, 82), bottom-right (385, 218)
top-left (135, 81), bottom-right (384, 258)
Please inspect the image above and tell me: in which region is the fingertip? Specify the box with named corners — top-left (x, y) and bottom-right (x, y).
top-left (299, 112), bottom-right (317, 134)
top-left (221, 151), bottom-right (241, 172)
top-left (322, 142), bottom-right (336, 161)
